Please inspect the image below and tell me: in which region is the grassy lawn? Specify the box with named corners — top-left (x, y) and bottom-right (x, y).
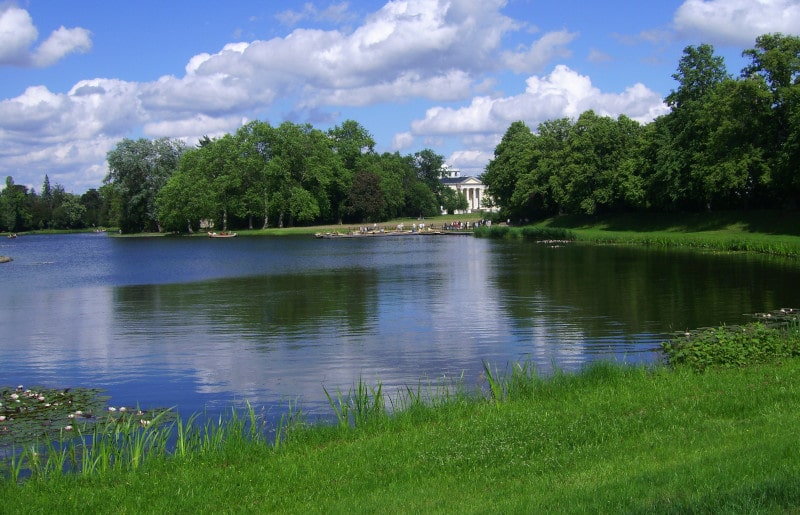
top-left (2, 359), bottom-right (799, 512)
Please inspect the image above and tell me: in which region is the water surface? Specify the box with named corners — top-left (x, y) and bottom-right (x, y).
top-left (1, 233), bottom-right (797, 420)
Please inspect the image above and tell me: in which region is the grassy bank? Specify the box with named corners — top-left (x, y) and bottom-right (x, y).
top-left (3, 354), bottom-right (800, 512)
top-left (475, 210), bottom-right (800, 257)
top-left (540, 210), bottom-right (800, 257)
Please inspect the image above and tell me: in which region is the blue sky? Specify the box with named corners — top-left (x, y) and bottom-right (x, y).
top-left (1, 0), bottom-right (799, 193)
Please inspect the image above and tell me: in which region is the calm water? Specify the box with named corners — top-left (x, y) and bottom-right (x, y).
top-left (1, 233), bottom-right (798, 421)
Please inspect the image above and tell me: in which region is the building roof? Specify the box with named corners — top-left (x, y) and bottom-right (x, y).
top-left (441, 176), bottom-right (483, 186)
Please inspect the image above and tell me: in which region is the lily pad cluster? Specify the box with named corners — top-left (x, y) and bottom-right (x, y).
top-left (0, 385), bottom-right (161, 447)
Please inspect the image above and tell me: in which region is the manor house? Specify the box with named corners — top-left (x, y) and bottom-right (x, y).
top-left (440, 166), bottom-right (495, 214)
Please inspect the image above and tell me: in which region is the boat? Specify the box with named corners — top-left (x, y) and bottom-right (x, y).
top-left (7, 233), bottom-right (17, 239)
top-left (208, 231), bottom-right (237, 238)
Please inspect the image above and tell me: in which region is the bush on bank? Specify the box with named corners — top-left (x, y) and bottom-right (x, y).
top-left (662, 309), bottom-right (800, 372)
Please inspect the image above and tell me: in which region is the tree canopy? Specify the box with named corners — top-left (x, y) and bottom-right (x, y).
top-left (482, 33), bottom-right (800, 219)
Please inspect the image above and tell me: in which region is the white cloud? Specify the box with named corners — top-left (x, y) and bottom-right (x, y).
top-left (446, 148), bottom-right (494, 174)
top-left (410, 65), bottom-right (669, 174)
top-left (0, 6), bottom-right (38, 65)
top-left (391, 131), bottom-right (415, 151)
top-left (502, 29), bottom-right (577, 73)
top-left (32, 25), bottom-right (91, 67)
top-left (0, 6), bottom-right (91, 67)
top-left (674, 0), bottom-right (800, 46)
top-left (412, 65), bottom-right (668, 136)
top-left (143, 114), bottom-right (245, 142)
top-left (180, 0), bottom-right (525, 106)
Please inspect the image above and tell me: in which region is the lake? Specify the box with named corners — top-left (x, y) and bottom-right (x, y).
top-left (1, 232), bottom-right (798, 423)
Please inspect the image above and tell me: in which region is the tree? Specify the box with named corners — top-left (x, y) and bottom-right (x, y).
top-left (409, 149), bottom-right (445, 195)
top-left (328, 120), bottom-right (374, 223)
top-left (105, 138), bottom-right (185, 232)
top-left (439, 186), bottom-right (468, 214)
top-left (0, 176), bottom-right (31, 232)
top-left (406, 181), bottom-right (440, 218)
top-left (692, 77), bottom-right (772, 209)
top-left (80, 189), bottom-right (105, 228)
top-left (666, 43), bottom-right (730, 109)
top-left (156, 147), bottom-right (214, 232)
top-left (742, 33), bottom-right (800, 206)
top-left (328, 119), bottom-right (375, 171)
top-left (346, 170), bottom-right (386, 222)
top-left (510, 118), bottom-right (570, 218)
top-left (53, 194), bottom-right (86, 229)
top-left (481, 121), bottom-right (536, 216)
top-left (235, 121), bottom-right (274, 229)
top-left (41, 175), bottom-right (53, 228)
top-left (663, 44), bottom-right (731, 210)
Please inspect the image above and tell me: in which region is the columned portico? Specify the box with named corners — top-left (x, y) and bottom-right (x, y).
top-left (439, 167), bottom-right (496, 214)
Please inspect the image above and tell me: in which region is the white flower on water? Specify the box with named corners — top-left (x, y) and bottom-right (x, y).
top-left (10, 393), bottom-right (19, 400)
top-left (64, 425), bottom-right (73, 431)
top-left (0, 415), bottom-right (6, 422)
top-left (108, 407), bottom-right (117, 412)
top-left (119, 407), bottom-right (127, 412)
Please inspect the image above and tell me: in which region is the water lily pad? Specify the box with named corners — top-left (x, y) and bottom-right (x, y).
top-left (0, 385), bottom-right (166, 448)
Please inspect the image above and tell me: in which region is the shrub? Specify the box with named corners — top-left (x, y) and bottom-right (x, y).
top-left (661, 311), bottom-right (800, 372)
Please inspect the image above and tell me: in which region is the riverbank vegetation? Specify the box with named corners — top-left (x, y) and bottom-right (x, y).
top-left (476, 210), bottom-right (800, 257)
top-left (3, 307), bottom-right (800, 511)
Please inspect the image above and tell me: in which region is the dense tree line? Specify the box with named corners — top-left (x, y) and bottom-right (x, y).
top-left (0, 175), bottom-right (105, 232)
top-left (1, 120), bottom-right (465, 233)
top-left (104, 120), bottom-right (466, 233)
top-left (482, 34), bottom-right (800, 220)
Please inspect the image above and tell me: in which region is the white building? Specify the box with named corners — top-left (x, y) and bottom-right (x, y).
top-left (440, 166), bottom-right (495, 214)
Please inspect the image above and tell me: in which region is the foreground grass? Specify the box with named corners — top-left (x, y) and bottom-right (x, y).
top-left (3, 357), bottom-right (800, 513)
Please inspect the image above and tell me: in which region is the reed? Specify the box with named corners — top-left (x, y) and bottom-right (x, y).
top-left (323, 377), bottom-right (388, 429)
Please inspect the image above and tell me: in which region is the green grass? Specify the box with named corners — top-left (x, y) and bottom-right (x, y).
top-left (3, 354), bottom-right (800, 512)
top-left (534, 210), bottom-right (800, 257)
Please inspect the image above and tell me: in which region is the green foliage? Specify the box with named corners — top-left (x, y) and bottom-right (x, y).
top-left (104, 137), bottom-right (185, 232)
top-left (482, 34), bottom-right (800, 218)
top-left (473, 224), bottom-right (576, 242)
top-left (323, 377), bottom-right (386, 429)
top-left (662, 309), bottom-right (800, 371)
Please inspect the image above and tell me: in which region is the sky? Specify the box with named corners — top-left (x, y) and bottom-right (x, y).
top-left (1, 0), bottom-right (799, 194)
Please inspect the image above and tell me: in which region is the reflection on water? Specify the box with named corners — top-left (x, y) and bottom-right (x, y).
top-left (1, 233), bottom-right (798, 420)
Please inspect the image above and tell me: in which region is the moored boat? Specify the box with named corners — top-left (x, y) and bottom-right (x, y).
top-left (208, 231), bottom-right (237, 238)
